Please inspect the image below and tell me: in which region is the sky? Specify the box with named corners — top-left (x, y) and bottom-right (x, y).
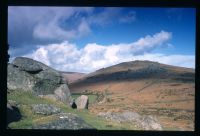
top-left (8, 7), bottom-right (196, 73)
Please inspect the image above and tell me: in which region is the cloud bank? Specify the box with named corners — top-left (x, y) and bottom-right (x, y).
top-left (8, 7), bottom-right (138, 58)
top-left (23, 31), bottom-right (195, 73)
top-left (8, 7), bottom-right (136, 46)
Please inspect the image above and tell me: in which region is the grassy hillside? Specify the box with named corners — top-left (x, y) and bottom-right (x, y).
top-left (7, 91), bottom-right (140, 130)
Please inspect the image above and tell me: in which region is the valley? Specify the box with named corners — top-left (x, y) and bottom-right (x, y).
top-left (68, 61), bottom-right (195, 130)
top-left (7, 58), bottom-right (195, 130)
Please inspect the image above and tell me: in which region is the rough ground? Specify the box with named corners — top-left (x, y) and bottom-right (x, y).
top-left (32, 113), bottom-right (94, 129)
top-left (69, 61), bottom-right (195, 131)
top-left (7, 60), bottom-right (194, 130)
top-left (98, 111), bottom-right (162, 130)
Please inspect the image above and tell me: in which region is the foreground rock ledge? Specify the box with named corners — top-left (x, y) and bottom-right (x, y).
top-left (98, 111), bottom-right (162, 130)
top-left (32, 113), bottom-right (94, 130)
top-left (32, 104), bottom-right (61, 115)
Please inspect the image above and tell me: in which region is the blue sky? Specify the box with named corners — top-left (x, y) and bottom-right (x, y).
top-left (8, 7), bottom-right (195, 73)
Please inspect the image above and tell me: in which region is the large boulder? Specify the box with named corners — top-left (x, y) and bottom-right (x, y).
top-left (12, 57), bottom-right (43, 72)
top-left (7, 57), bottom-right (72, 104)
top-left (54, 84), bottom-right (71, 103)
top-left (7, 64), bottom-right (35, 91)
top-left (75, 95), bottom-right (89, 109)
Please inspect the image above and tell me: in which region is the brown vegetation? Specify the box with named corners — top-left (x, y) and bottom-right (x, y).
top-left (67, 61), bottom-right (195, 130)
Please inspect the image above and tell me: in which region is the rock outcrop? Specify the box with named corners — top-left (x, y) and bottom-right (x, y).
top-left (32, 113), bottom-right (94, 129)
top-left (98, 111), bottom-right (162, 130)
top-left (75, 95), bottom-right (89, 109)
top-left (32, 104), bottom-right (61, 115)
top-left (7, 57), bottom-right (72, 104)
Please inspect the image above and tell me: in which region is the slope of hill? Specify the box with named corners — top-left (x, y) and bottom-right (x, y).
top-left (60, 71), bottom-right (86, 84)
top-left (8, 58), bottom-right (194, 130)
top-left (69, 60), bottom-right (194, 91)
top-left (69, 60), bottom-right (195, 131)
top-left (9, 58), bottom-right (142, 130)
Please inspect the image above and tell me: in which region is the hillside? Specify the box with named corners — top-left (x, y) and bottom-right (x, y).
top-left (60, 71), bottom-right (86, 84)
top-left (8, 57), bottom-right (148, 130)
top-left (69, 60), bottom-right (195, 130)
top-left (69, 60), bottom-right (194, 92)
top-left (7, 58), bottom-right (195, 130)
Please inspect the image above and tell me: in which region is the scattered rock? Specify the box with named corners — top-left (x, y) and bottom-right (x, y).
top-left (98, 111), bottom-right (162, 130)
top-left (140, 116), bottom-right (162, 130)
top-left (7, 57), bottom-right (72, 104)
top-left (75, 95), bottom-right (89, 109)
top-left (32, 104), bottom-right (61, 115)
top-left (32, 113), bottom-right (94, 129)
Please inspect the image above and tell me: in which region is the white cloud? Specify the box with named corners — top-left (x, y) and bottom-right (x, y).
top-left (25, 46), bottom-right (50, 66)
top-left (128, 30), bottom-right (172, 55)
top-left (87, 8), bottom-right (136, 26)
top-left (130, 53), bottom-right (195, 68)
top-left (77, 18), bottom-right (91, 37)
top-left (32, 8), bottom-right (92, 41)
top-left (9, 7), bottom-right (93, 44)
top-left (87, 8), bottom-right (121, 26)
top-left (23, 31), bottom-right (194, 73)
top-left (33, 22), bottom-right (76, 40)
top-left (9, 7), bottom-right (137, 46)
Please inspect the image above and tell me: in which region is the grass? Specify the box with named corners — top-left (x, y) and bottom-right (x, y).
top-left (9, 118), bottom-right (33, 129)
top-left (8, 91), bottom-right (59, 128)
top-left (7, 90), bottom-right (138, 130)
top-left (33, 114), bottom-right (58, 125)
